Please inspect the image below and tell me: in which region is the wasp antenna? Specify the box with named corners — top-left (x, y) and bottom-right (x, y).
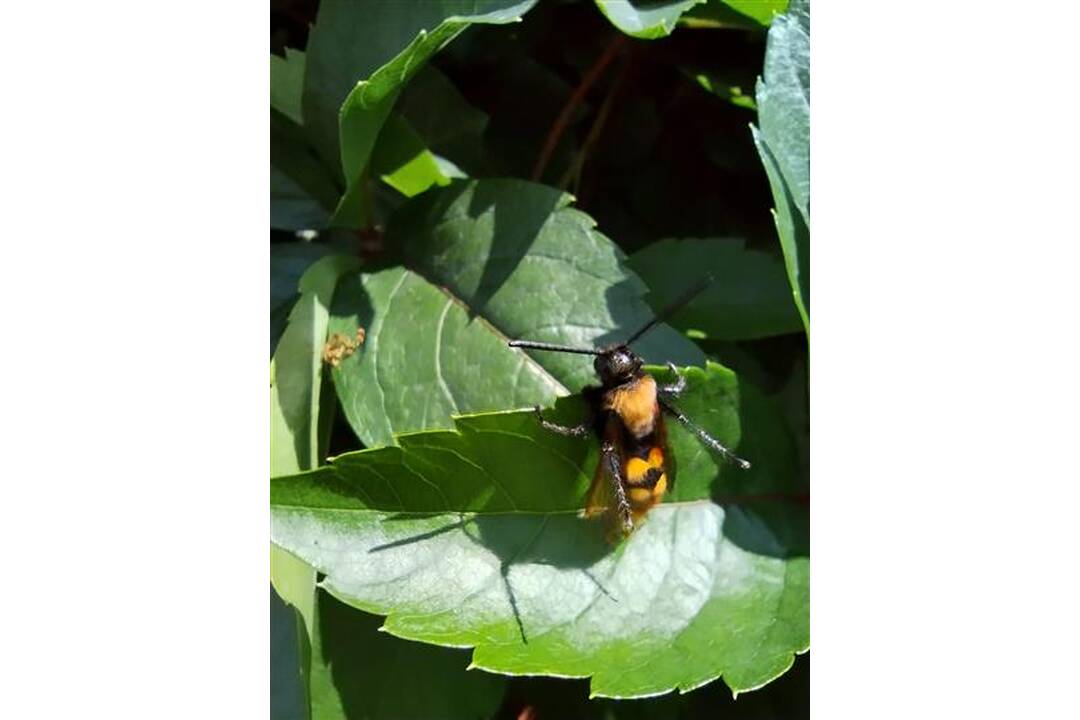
top-left (624, 275), bottom-right (715, 346)
top-left (508, 340), bottom-right (601, 355)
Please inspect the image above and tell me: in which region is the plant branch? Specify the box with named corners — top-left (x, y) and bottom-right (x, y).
top-left (531, 34), bottom-right (627, 182)
top-left (559, 48), bottom-right (633, 194)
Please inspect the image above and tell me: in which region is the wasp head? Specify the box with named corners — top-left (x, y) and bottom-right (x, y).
top-left (594, 346), bottom-right (642, 385)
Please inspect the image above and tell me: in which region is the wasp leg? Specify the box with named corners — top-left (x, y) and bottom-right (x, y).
top-left (532, 405), bottom-right (591, 437)
top-left (657, 362), bottom-right (686, 397)
top-left (601, 441), bottom-right (634, 536)
top-left (659, 398), bottom-right (751, 470)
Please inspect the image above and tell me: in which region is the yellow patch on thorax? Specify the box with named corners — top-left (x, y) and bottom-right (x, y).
top-left (604, 375), bottom-right (658, 438)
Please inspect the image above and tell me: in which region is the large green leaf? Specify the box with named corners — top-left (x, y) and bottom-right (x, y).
top-left (755, 0), bottom-right (809, 226)
top-left (627, 238), bottom-right (803, 340)
top-left (752, 0), bottom-right (809, 333)
top-left (300, 0), bottom-right (538, 227)
top-left (309, 590), bottom-right (506, 720)
top-left (328, 179), bottom-right (704, 447)
top-left (752, 127), bottom-right (808, 334)
top-left (272, 362), bottom-right (808, 698)
top-left (594, 0), bottom-right (706, 39)
top-left (327, 266), bottom-right (566, 449)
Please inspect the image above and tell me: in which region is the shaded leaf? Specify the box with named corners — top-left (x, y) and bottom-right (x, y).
top-left (272, 167), bottom-right (332, 232)
top-left (272, 362), bottom-right (808, 698)
top-left (271, 242), bottom-right (333, 355)
top-left (271, 110), bottom-right (342, 228)
top-left (328, 179), bottom-right (704, 447)
top-left (627, 238), bottom-right (802, 340)
top-left (271, 584), bottom-right (311, 720)
top-left (300, 0), bottom-right (538, 227)
top-left (397, 66), bottom-right (491, 176)
top-left (371, 114), bottom-right (451, 198)
top-left (594, 0), bottom-right (706, 39)
top-left (271, 48), bottom-right (306, 125)
top-left (310, 590), bottom-right (506, 720)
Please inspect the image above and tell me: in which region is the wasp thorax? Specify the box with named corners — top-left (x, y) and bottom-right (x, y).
top-left (595, 347), bottom-right (642, 384)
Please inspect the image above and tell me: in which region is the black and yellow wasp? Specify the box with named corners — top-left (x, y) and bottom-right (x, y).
top-left (509, 281), bottom-right (750, 539)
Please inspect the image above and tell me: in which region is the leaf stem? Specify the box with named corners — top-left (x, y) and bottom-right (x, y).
top-left (558, 48), bottom-right (632, 194)
top-left (531, 34), bottom-right (627, 183)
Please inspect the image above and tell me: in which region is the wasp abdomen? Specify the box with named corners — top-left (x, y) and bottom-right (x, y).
top-left (624, 445), bottom-right (668, 522)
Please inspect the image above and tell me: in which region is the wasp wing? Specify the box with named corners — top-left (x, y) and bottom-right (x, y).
top-left (584, 414), bottom-right (620, 518)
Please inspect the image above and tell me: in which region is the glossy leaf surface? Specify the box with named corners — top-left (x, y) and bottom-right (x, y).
top-left (272, 363), bottom-right (808, 698)
top-left (329, 179), bottom-right (703, 447)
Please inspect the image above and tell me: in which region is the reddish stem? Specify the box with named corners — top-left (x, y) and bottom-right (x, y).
top-left (531, 34), bottom-right (628, 182)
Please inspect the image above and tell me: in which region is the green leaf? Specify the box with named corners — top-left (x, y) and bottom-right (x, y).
top-left (271, 242), bottom-right (332, 355)
top-left (755, 0), bottom-right (809, 225)
top-left (751, 127), bottom-right (808, 334)
top-left (271, 253), bottom-right (360, 720)
top-left (272, 254), bottom-right (360, 477)
top-left (271, 167), bottom-right (332, 232)
top-left (397, 66), bottom-right (491, 177)
top-left (327, 266), bottom-right (566, 449)
top-left (271, 111), bottom-right (342, 228)
top-left (752, 0), bottom-right (809, 334)
top-left (271, 251), bottom-right (359, 619)
top-left (594, 0), bottom-right (706, 39)
top-left (271, 544), bottom-right (317, 637)
top-left (309, 590), bottom-right (506, 720)
top-left (371, 114), bottom-right (451, 198)
top-left (300, 0), bottom-right (538, 227)
top-left (271, 584), bottom-right (311, 720)
top-left (627, 238), bottom-right (802, 340)
top-left (686, 70), bottom-right (757, 110)
top-left (680, 0), bottom-right (787, 29)
top-left (328, 179), bottom-right (704, 447)
top-left (272, 362), bottom-right (808, 698)
top-left (271, 48), bottom-right (306, 126)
